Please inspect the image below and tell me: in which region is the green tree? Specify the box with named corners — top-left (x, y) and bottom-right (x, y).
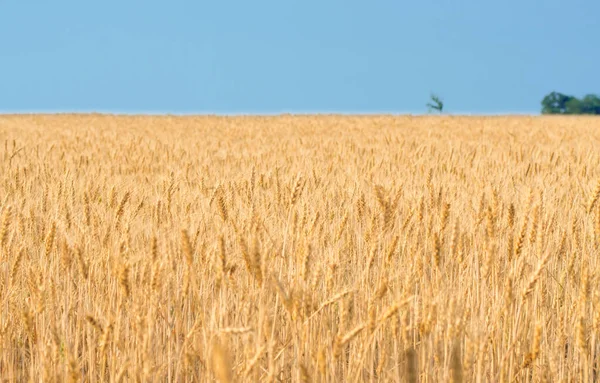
top-left (426, 94), bottom-right (443, 113)
top-left (541, 92), bottom-right (575, 114)
top-left (564, 98), bottom-right (584, 114)
top-left (541, 91), bottom-right (600, 115)
top-left (580, 94), bottom-right (600, 115)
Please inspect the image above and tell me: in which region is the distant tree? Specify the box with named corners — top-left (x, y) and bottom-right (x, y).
top-left (541, 91), bottom-right (600, 115)
top-left (580, 94), bottom-right (600, 115)
top-left (426, 94), bottom-right (443, 113)
top-left (564, 97), bottom-right (584, 114)
top-left (541, 92), bottom-right (575, 114)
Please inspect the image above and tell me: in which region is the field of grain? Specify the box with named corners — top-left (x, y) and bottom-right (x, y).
top-left (1, 114), bottom-right (600, 382)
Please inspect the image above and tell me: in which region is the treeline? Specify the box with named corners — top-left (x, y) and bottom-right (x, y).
top-left (541, 91), bottom-right (600, 115)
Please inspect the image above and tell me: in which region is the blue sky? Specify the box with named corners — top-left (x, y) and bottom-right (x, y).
top-left (0, 1), bottom-right (598, 114)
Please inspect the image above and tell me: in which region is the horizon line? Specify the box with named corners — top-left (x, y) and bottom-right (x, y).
top-left (0, 110), bottom-right (543, 117)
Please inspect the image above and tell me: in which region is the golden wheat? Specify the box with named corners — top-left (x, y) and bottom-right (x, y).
top-left (0, 114), bottom-right (599, 381)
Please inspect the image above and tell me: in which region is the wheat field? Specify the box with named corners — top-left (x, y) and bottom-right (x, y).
top-left (0, 114), bottom-right (600, 382)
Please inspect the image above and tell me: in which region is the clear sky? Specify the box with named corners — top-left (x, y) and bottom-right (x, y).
top-left (0, 1), bottom-right (598, 114)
